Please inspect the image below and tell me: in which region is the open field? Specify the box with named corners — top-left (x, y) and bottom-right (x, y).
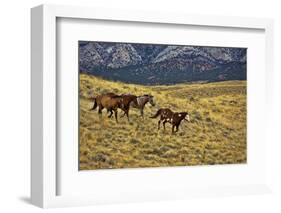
top-left (79, 73), bottom-right (247, 170)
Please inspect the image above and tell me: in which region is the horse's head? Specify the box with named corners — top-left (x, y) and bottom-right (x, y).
top-left (147, 95), bottom-right (155, 106)
top-left (179, 112), bottom-right (190, 122)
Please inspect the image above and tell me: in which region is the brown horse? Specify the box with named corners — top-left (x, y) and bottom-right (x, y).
top-left (150, 108), bottom-right (190, 134)
top-left (90, 93), bottom-right (123, 122)
top-left (118, 94), bottom-right (137, 121)
top-left (90, 93), bottom-right (137, 122)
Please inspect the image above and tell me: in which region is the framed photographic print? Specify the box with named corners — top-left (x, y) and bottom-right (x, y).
top-left (31, 4), bottom-right (274, 208)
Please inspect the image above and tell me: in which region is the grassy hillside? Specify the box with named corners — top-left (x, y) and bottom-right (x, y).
top-left (79, 73), bottom-right (247, 170)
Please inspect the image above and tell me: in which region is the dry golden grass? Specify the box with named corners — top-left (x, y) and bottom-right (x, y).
top-left (79, 73), bottom-right (247, 170)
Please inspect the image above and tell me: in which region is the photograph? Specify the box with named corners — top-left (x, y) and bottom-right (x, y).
top-left (79, 41), bottom-right (247, 170)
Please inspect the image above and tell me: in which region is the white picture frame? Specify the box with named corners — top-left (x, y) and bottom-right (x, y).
top-left (31, 4), bottom-right (274, 208)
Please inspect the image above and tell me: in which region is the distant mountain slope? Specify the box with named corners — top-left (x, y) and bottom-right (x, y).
top-left (79, 41), bottom-right (246, 85)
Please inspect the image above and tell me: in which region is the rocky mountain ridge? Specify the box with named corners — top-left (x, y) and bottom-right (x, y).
top-left (79, 41), bottom-right (246, 85)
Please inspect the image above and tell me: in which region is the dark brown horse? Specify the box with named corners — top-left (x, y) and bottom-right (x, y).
top-left (90, 93), bottom-right (123, 122)
top-left (90, 93), bottom-right (136, 122)
top-left (118, 94), bottom-right (137, 121)
top-left (150, 108), bottom-right (190, 134)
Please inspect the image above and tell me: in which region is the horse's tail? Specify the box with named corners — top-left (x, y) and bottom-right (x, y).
top-left (150, 109), bottom-right (162, 118)
top-left (90, 97), bottom-right (98, 111)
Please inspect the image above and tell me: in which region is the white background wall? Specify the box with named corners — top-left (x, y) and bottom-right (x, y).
top-left (0, 0), bottom-right (280, 212)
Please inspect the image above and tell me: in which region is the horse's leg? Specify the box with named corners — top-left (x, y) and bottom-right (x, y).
top-left (98, 105), bottom-right (103, 115)
top-left (124, 106), bottom-right (130, 122)
top-left (108, 109), bottom-right (113, 118)
top-left (175, 125), bottom-right (179, 132)
top-left (163, 120), bottom-right (167, 131)
top-left (172, 125), bottom-right (175, 134)
top-left (140, 108), bottom-right (144, 119)
top-left (120, 111), bottom-right (126, 118)
top-left (114, 109), bottom-right (118, 123)
top-left (125, 108), bottom-right (130, 122)
top-left (158, 119), bottom-right (161, 130)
